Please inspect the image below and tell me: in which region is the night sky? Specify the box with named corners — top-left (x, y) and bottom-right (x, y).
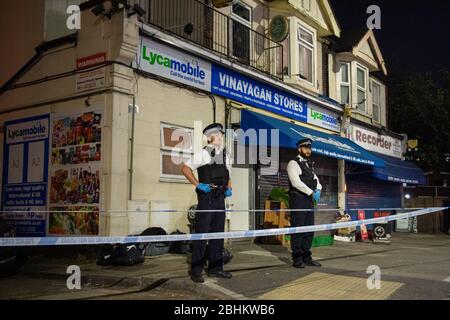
top-left (329, 0), bottom-right (450, 74)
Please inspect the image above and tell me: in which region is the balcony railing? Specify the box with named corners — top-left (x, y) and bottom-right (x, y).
top-left (132, 0), bottom-right (283, 79)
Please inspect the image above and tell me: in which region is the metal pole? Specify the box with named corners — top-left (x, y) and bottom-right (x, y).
top-left (338, 104), bottom-right (351, 210)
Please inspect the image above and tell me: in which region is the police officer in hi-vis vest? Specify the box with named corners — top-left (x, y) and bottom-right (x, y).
top-left (182, 123), bottom-right (233, 283)
top-left (287, 138), bottom-right (322, 268)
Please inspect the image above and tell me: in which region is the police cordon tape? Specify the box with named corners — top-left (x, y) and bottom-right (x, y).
top-left (0, 207), bottom-right (447, 247)
top-left (0, 207), bottom-right (430, 214)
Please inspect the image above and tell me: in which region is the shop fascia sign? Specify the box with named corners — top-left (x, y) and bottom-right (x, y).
top-left (347, 124), bottom-right (402, 158)
top-left (210, 64), bottom-right (308, 123)
top-left (137, 38), bottom-right (212, 91)
top-left (307, 107), bottom-right (340, 132)
top-left (136, 37), bottom-right (310, 123)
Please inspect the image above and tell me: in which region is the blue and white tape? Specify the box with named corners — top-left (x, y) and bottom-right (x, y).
top-left (0, 207), bottom-right (447, 247)
top-left (0, 207), bottom-right (429, 214)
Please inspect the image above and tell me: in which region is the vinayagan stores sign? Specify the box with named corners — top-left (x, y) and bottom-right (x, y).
top-left (347, 124), bottom-right (403, 159)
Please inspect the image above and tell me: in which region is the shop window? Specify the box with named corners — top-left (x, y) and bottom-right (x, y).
top-left (231, 1), bottom-right (252, 64)
top-left (340, 63), bottom-right (350, 105)
top-left (160, 123), bottom-right (193, 181)
top-left (356, 65), bottom-right (367, 112)
top-left (298, 25), bottom-right (315, 84)
top-left (372, 81), bottom-right (381, 123)
top-left (44, 0), bottom-right (83, 41)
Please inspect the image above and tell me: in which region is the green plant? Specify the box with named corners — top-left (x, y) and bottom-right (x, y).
top-left (269, 187), bottom-right (289, 208)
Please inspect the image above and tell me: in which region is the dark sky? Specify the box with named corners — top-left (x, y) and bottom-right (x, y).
top-left (329, 0), bottom-right (450, 74)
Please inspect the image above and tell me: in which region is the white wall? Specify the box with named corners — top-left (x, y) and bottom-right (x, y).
top-left (131, 77), bottom-right (226, 233)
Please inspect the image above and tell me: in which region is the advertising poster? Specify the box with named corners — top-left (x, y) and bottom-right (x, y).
top-left (48, 111), bottom-right (102, 235)
top-left (1, 114), bottom-right (50, 237)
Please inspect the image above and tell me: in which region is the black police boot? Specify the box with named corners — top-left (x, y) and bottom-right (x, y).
top-left (207, 270), bottom-right (232, 279)
top-left (304, 259), bottom-right (322, 267)
top-left (191, 274), bottom-right (205, 283)
top-left (293, 258), bottom-right (306, 268)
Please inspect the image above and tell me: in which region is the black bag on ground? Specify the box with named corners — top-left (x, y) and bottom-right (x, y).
top-left (113, 243), bottom-right (146, 266)
top-left (169, 230), bottom-right (191, 254)
top-left (96, 244), bottom-right (115, 266)
top-left (140, 227), bottom-right (170, 256)
top-left (96, 242), bottom-right (146, 266)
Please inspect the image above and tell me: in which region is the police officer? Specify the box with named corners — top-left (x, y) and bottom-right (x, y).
top-left (182, 123), bottom-right (233, 283)
top-left (287, 138), bottom-right (322, 268)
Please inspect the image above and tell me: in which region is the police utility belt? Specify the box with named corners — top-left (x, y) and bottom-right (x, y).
top-left (196, 184), bottom-right (227, 197)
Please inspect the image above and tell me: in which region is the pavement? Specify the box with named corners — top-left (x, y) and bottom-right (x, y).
top-left (0, 232), bottom-right (449, 300)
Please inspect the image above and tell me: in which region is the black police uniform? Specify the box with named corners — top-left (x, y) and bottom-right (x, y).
top-left (191, 145), bottom-right (230, 276)
top-left (289, 141), bottom-right (318, 264)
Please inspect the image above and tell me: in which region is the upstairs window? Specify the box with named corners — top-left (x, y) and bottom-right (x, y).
top-left (231, 2), bottom-right (252, 64)
top-left (340, 63), bottom-right (350, 105)
top-left (372, 81), bottom-right (381, 123)
top-left (356, 65), bottom-right (367, 112)
top-left (298, 25), bottom-right (315, 84)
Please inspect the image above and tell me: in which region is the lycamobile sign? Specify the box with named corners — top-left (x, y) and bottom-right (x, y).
top-left (307, 107), bottom-right (340, 132)
top-left (6, 118), bottom-right (49, 144)
top-left (142, 47), bottom-right (206, 80)
top-left (137, 38), bottom-right (211, 91)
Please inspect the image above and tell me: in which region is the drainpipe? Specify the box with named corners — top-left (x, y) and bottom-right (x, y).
top-left (129, 95), bottom-right (136, 200)
top-left (208, 94), bottom-right (216, 123)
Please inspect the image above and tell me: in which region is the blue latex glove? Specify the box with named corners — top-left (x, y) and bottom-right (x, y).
top-left (196, 183), bottom-right (211, 193)
top-left (224, 188), bottom-right (232, 198)
top-left (312, 190), bottom-right (321, 203)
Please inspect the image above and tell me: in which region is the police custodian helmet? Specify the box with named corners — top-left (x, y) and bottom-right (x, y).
top-left (203, 123), bottom-right (224, 136)
top-left (296, 138), bottom-right (312, 148)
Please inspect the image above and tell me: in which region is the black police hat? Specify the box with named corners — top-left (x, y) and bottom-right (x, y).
top-left (203, 123), bottom-right (224, 135)
top-left (296, 138), bottom-right (312, 148)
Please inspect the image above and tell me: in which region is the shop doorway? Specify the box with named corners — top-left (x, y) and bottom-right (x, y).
top-left (229, 167), bottom-right (250, 231)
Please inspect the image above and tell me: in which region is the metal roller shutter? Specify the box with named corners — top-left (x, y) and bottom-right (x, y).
top-left (346, 175), bottom-right (402, 230)
top-left (346, 175), bottom-right (402, 209)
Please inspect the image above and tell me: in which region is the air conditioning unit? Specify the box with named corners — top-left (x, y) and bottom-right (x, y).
top-left (211, 0), bottom-right (233, 8)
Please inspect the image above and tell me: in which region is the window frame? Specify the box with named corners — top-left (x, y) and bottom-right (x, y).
top-left (371, 80), bottom-right (381, 123)
top-left (231, 1), bottom-right (252, 26)
top-left (159, 123), bottom-right (194, 182)
top-left (160, 122), bottom-right (194, 154)
top-left (339, 62), bottom-right (351, 105)
top-left (159, 150), bottom-right (192, 182)
top-left (230, 1), bottom-right (252, 62)
top-left (356, 64), bottom-right (368, 112)
top-left (297, 23), bottom-right (316, 86)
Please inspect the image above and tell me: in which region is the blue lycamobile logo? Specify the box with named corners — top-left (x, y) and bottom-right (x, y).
top-left (8, 121), bottom-right (47, 141)
top-left (142, 45), bottom-right (206, 80)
